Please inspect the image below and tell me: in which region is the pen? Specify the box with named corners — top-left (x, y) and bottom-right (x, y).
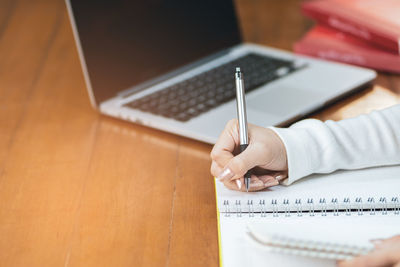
top-left (234, 67), bottom-right (251, 192)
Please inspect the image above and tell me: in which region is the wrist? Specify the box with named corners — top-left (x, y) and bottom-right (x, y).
top-left (268, 126), bottom-right (312, 185)
top-left (267, 128), bottom-right (288, 172)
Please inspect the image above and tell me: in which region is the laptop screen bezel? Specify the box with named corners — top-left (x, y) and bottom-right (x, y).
top-left (64, 0), bottom-right (243, 108)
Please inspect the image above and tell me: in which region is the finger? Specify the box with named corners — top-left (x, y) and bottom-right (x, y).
top-left (338, 247), bottom-right (399, 267)
top-left (377, 235), bottom-right (400, 248)
top-left (338, 236), bottom-right (400, 267)
top-left (223, 177), bottom-right (245, 191)
top-left (258, 174), bottom-right (279, 187)
top-left (248, 175), bottom-right (265, 191)
top-left (225, 176), bottom-right (264, 192)
top-left (269, 171), bottom-right (288, 183)
top-left (223, 176), bottom-right (266, 192)
top-left (211, 161), bottom-right (223, 178)
top-left (275, 172), bottom-right (288, 182)
top-left (224, 145), bottom-right (265, 180)
top-left (210, 119), bottom-right (239, 166)
top-left (254, 170), bottom-right (287, 182)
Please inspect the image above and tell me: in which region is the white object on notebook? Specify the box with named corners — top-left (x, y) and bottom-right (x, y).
top-left (215, 165), bottom-right (400, 267)
top-left (246, 215), bottom-right (400, 260)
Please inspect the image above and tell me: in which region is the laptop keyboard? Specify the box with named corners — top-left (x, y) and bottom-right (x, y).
top-left (124, 53), bottom-right (301, 122)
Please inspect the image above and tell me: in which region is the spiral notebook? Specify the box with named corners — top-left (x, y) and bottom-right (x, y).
top-left (215, 165), bottom-right (400, 267)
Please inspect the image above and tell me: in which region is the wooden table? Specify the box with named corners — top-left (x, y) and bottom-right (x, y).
top-left (1, 0), bottom-right (399, 266)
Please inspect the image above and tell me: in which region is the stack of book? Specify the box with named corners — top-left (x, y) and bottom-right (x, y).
top-left (294, 0), bottom-right (400, 73)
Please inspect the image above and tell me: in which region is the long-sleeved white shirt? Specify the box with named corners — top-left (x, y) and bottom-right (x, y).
top-left (271, 104), bottom-right (400, 185)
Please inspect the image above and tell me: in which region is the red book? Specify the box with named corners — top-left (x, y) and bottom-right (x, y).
top-left (302, 0), bottom-right (400, 54)
top-left (294, 26), bottom-right (400, 73)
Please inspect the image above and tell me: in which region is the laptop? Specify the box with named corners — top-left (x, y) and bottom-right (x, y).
top-left (65, 0), bottom-right (376, 144)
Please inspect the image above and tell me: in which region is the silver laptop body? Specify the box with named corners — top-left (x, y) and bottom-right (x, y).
top-left (66, 0), bottom-right (376, 144)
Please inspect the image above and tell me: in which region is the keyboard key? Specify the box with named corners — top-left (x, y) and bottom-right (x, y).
top-left (205, 99), bottom-right (217, 107)
top-left (176, 113), bottom-right (191, 122)
top-left (125, 53), bottom-right (297, 122)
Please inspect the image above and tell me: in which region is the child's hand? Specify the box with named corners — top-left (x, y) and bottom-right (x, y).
top-left (210, 119), bottom-right (288, 191)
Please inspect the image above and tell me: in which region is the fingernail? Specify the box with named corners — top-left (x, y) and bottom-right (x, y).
top-left (217, 168), bottom-right (234, 181)
top-left (276, 175), bottom-right (283, 181)
top-left (264, 179), bottom-right (279, 187)
top-left (236, 179), bottom-right (242, 190)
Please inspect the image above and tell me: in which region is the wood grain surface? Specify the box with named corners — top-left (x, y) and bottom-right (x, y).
top-left (0, 0), bottom-right (398, 266)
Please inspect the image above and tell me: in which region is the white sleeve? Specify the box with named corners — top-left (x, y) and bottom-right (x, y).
top-left (270, 104), bottom-right (400, 185)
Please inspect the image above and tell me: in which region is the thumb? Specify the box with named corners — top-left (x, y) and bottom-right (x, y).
top-left (219, 145), bottom-right (260, 181)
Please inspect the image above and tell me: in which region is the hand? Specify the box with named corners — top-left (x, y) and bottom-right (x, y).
top-left (210, 119), bottom-right (288, 191)
top-left (338, 235), bottom-right (400, 267)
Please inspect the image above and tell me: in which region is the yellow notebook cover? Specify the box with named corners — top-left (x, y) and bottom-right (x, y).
top-left (214, 178), bottom-right (223, 267)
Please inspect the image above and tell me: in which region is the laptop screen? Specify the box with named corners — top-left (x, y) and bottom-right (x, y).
top-left (68, 0), bottom-right (241, 105)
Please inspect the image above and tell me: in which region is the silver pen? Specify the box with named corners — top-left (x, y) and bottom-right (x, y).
top-left (235, 67), bottom-right (251, 192)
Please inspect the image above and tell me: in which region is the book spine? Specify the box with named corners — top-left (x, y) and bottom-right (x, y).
top-left (293, 40), bottom-right (400, 74)
top-left (302, 4), bottom-right (400, 54)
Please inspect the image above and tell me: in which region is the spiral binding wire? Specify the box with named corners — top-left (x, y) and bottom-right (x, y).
top-left (283, 199), bottom-right (290, 217)
top-left (236, 200), bottom-right (242, 217)
top-left (259, 200), bottom-right (266, 217)
top-left (272, 199), bottom-right (278, 217)
top-left (393, 197), bottom-right (399, 214)
top-left (380, 197), bottom-right (387, 215)
top-left (307, 198), bottom-right (315, 216)
top-left (223, 200), bottom-right (230, 216)
top-left (356, 198), bottom-right (363, 215)
top-left (221, 196), bottom-right (400, 217)
top-left (344, 197), bottom-right (351, 216)
top-left (295, 199), bottom-right (302, 217)
top-left (248, 200), bottom-right (254, 217)
top-left (368, 197), bottom-right (375, 215)
top-left (320, 198), bottom-right (327, 216)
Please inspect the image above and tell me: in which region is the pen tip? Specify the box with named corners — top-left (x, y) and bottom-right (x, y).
top-left (236, 67), bottom-right (240, 72)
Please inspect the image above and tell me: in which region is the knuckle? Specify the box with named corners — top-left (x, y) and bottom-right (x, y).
top-left (231, 157), bottom-right (246, 175)
top-left (210, 149), bottom-right (218, 160)
top-left (210, 165), bottom-right (217, 176)
top-left (210, 161), bottom-right (222, 177)
top-left (227, 119), bottom-right (238, 129)
top-left (223, 180), bottom-right (235, 191)
top-left (210, 149), bottom-right (222, 162)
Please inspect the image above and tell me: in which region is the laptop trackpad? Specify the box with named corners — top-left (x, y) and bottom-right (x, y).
top-left (247, 87), bottom-right (323, 116)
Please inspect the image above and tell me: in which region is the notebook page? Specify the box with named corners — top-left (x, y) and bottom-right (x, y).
top-left (216, 165), bottom-right (400, 213)
top-left (219, 212), bottom-right (400, 267)
top-left (247, 214), bottom-right (400, 251)
top-left (219, 213), bottom-right (335, 267)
